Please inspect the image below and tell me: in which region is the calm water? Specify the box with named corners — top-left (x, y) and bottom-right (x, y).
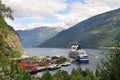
top-left (25, 48), bottom-right (106, 77)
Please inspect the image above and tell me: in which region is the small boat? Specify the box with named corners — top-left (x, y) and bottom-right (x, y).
top-left (61, 62), bottom-right (71, 66)
top-left (48, 64), bottom-right (61, 70)
top-left (69, 45), bottom-right (89, 64)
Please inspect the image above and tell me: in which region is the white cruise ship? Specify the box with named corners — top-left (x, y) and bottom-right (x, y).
top-left (69, 45), bottom-right (89, 64)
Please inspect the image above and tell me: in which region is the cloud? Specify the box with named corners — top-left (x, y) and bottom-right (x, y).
top-left (3, 0), bottom-right (120, 30)
top-left (3, 0), bottom-right (67, 19)
top-left (6, 19), bottom-right (45, 30)
top-left (6, 18), bottom-right (67, 30)
top-left (56, 0), bottom-right (120, 27)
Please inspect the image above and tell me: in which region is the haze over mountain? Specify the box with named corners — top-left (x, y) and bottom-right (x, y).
top-left (39, 8), bottom-right (120, 48)
top-left (17, 27), bottom-right (64, 48)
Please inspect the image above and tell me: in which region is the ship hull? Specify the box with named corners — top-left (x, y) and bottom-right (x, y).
top-left (80, 59), bottom-right (89, 64)
top-left (69, 50), bottom-right (89, 64)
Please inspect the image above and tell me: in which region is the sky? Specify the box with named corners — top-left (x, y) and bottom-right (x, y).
top-left (3, 0), bottom-right (120, 30)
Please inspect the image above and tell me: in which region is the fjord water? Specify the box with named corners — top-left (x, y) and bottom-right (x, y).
top-left (25, 48), bottom-right (106, 77)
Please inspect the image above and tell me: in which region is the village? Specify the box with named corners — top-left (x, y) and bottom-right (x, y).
top-left (16, 55), bottom-right (73, 74)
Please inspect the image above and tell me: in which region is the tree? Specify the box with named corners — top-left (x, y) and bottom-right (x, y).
top-left (71, 68), bottom-right (83, 80)
top-left (40, 70), bottom-right (53, 80)
top-left (98, 47), bottom-right (120, 80)
top-left (0, 60), bottom-right (31, 80)
top-left (54, 70), bottom-right (70, 80)
top-left (0, 0), bottom-right (32, 80)
top-left (0, 0), bottom-right (14, 20)
top-left (0, 0), bottom-right (13, 54)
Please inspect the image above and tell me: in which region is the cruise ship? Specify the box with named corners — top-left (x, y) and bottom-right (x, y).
top-left (69, 45), bottom-right (89, 64)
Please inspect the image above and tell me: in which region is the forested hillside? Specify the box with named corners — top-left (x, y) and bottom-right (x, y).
top-left (0, 15), bottom-right (23, 56)
top-left (39, 8), bottom-right (120, 48)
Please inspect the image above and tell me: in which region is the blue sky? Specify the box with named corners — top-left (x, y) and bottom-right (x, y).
top-left (3, 0), bottom-right (120, 30)
top-left (66, 0), bottom-right (85, 3)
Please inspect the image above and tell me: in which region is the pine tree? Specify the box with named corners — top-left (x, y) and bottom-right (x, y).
top-left (54, 70), bottom-right (70, 80)
top-left (41, 70), bottom-right (53, 80)
top-left (71, 68), bottom-right (83, 80)
top-left (98, 47), bottom-right (120, 80)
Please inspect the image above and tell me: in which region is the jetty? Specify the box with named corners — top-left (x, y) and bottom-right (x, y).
top-left (16, 55), bottom-right (72, 74)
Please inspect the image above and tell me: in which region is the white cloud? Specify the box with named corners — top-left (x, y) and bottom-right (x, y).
top-left (6, 20), bottom-right (27, 30)
top-left (56, 0), bottom-right (120, 28)
top-left (6, 19), bottom-right (67, 30)
top-left (6, 19), bottom-right (44, 30)
top-left (45, 22), bottom-right (68, 28)
top-left (3, 0), bottom-right (67, 18)
top-left (3, 0), bottom-right (120, 30)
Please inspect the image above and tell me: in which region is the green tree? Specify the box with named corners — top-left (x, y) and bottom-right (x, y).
top-left (40, 70), bottom-right (53, 80)
top-left (0, 60), bottom-right (31, 80)
top-left (0, 0), bottom-right (14, 20)
top-left (0, 0), bottom-right (14, 55)
top-left (54, 70), bottom-right (70, 80)
top-left (98, 47), bottom-right (120, 80)
top-left (71, 68), bottom-right (83, 80)
top-left (0, 0), bottom-right (32, 80)
top-left (82, 68), bottom-right (98, 80)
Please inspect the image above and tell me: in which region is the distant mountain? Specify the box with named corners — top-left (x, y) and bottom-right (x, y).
top-left (39, 8), bottom-right (120, 48)
top-left (17, 27), bottom-right (64, 48)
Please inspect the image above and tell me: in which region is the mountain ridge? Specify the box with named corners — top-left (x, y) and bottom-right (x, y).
top-left (39, 8), bottom-right (120, 48)
top-left (17, 27), bottom-right (64, 48)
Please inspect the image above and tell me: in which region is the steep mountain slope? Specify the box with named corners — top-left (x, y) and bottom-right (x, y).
top-left (0, 16), bottom-right (23, 55)
top-left (39, 8), bottom-right (120, 48)
top-left (17, 27), bottom-right (64, 48)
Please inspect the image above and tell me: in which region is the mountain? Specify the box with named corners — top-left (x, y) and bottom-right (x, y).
top-left (17, 27), bottom-right (64, 48)
top-left (39, 8), bottom-right (120, 48)
top-left (0, 16), bottom-right (23, 55)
